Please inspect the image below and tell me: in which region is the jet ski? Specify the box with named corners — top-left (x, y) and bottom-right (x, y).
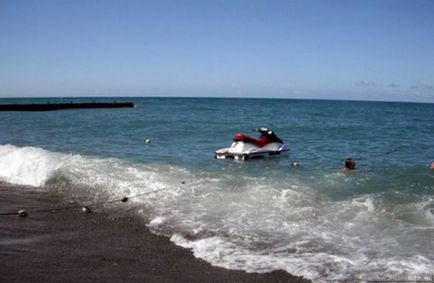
top-left (215, 128), bottom-right (289, 161)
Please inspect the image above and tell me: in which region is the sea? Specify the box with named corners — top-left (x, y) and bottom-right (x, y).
top-left (0, 97), bottom-right (433, 282)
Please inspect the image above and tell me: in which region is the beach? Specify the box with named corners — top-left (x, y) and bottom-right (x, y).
top-left (0, 183), bottom-right (310, 283)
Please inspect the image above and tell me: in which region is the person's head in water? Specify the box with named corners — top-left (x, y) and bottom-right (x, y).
top-left (291, 161), bottom-right (300, 167)
top-left (344, 158), bottom-right (356, 171)
top-left (431, 161), bottom-right (434, 170)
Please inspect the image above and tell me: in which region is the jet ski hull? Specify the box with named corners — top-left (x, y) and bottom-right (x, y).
top-left (215, 142), bottom-right (289, 161)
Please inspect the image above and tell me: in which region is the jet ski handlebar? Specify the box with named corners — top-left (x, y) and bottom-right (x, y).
top-left (253, 127), bottom-right (273, 135)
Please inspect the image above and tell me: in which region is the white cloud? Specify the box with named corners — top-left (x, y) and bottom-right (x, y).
top-left (409, 84), bottom-right (434, 90)
top-left (355, 80), bottom-right (376, 87)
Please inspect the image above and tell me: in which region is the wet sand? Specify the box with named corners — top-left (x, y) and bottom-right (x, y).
top-left (0, 184), bottom-right (311, 283)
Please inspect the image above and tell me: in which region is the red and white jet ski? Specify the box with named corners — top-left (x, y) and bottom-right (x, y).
top-left (215, 128), bottom-right (289, 161)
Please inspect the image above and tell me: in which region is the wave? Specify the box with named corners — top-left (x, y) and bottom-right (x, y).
top-left (0, 145), bottom-right (66, 187)
top-left (0, 144), bottom-right (433, 282)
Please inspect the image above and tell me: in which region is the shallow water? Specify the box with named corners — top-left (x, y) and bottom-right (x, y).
top-left (0, 97), bottom-right (433, 282)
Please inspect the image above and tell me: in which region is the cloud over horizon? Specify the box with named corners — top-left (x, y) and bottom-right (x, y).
top-left (355, 81), bottom-right (377, 87)
top-left (387, 83), bottom-right (400, 88)
top-left (409, 84), bottom-right (434, 90)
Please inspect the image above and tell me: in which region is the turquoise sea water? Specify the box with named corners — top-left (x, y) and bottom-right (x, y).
top-left (0, 97), bottom-right (433, 282)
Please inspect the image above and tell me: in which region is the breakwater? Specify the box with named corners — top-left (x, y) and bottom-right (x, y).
top-left (0, 102), bottom-right (134, 111)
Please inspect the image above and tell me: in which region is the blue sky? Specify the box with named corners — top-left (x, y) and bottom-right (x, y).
top-left (1, 0), bottom-right (434, 102)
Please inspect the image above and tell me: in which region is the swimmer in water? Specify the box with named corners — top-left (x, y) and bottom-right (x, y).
top-left (343, 158), bottom-right (356, 171)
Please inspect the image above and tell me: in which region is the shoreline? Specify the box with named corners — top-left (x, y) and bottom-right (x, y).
top-left (0, 183), bottom-right (311, 283)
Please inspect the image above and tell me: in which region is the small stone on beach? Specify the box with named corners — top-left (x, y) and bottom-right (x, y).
top-left (82, 206), bottom-right (92, 213)
top-left (17, 209), bottom-right (27, 217)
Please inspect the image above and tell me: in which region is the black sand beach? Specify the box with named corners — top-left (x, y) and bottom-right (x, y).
top-left (0, 183), bottom-right (311, 283)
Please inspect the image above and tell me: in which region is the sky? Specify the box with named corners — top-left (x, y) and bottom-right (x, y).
top-left (1, 0), bottom-right (434, 102)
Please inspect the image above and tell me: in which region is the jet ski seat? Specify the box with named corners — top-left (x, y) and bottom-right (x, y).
top-left (233, 133), bottom-right (272, 147)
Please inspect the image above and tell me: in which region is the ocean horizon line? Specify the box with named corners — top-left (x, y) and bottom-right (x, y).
top-left (0, 95), bottom-right (433, 105)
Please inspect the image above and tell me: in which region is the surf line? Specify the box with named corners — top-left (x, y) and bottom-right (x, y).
top-left (0, 187), bottom-right (168, 217)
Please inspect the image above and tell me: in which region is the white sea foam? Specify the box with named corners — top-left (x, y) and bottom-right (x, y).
top-left (0, 144), bottom-right (433, 282)
top-left (0, 145), bottom-right (65, 186)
